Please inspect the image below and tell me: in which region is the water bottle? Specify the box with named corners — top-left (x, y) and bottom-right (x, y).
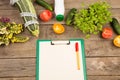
top-left (54, 0), bottom-right (65, 21)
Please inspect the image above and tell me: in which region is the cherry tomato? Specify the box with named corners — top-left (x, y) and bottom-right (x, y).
top-left (113, 35), bottom-right (120, 47)
top-left (102, 27), bottom-right (113, 39)
top-left (39, 10), bottom-right (52, 22)
top-left (52, 23), bottom-right (65, 34)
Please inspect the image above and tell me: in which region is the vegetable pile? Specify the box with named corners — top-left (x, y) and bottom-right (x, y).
top-left (0, 17), bottom-right (29, 46)
top-left (65, 1), bottom-right (120, 47)
top-left (66, 2), bottom-right (112, 38)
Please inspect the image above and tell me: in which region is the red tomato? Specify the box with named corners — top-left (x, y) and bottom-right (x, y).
top-left (102, 27), bottom-right (113, 39)
top-left (39, 10), bottom-right (52, 22)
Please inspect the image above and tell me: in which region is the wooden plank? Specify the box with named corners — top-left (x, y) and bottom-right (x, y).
top-left (1, 0), bottom-right (120, 10)
top-left (0, 59), bottom-right (35, 77)
top-left (0, 77), bottom-right (35, 80)
top-left (0, 26), bottom-right (47, 58)
top-left (0, 9), bottom-right (120, 24)
top-left (88, 76), bottom-right (120, 80)
top-left (63, 0), bottom-right (120, 9)
top-left (85, 40), bottom-right (120, 57)
top-left (0, 0), bottom-right (14, 10)
top-left (0, 10), bottom-right (23, 23)
top-left (1, 38), bottom-right (120, 58)
top-left (0, 76), bottom-right (120, 80)
top-left (0, 24), bottom-right (120, 58)
top-left (87, 57), bottom-right (120, 76)
top-left (0, 58), bottom-right (119, 77)
top-left (45, 25), bottom-right (120, 56)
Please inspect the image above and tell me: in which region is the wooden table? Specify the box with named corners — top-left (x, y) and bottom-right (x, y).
top-left (0, 0), bottom-right (120, 80)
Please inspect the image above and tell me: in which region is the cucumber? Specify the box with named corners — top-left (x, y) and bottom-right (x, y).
top-left (65, 8), bottom-right (77, 26)
top-left (111, 18), bottom-right (120, 34)
top-left (36, 0), bottom-right (53, 11)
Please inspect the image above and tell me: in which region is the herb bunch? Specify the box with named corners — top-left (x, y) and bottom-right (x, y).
top-left (0, 17), bottom-right (29, 46)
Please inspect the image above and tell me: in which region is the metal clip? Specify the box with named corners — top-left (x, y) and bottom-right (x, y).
top-left (51, 40), bottom-right (70, 45)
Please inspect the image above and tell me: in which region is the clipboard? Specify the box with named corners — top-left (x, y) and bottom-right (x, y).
top-left (36, 39), bottom-right (87, 80)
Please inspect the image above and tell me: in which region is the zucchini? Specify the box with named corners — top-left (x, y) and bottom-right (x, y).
top-left (111, 18), bottom-right (120, 34)
top-left (36, 0), bottom-right (53, 11)
top-left (65, 8), bottom-right (77, 26)
top-left (11, 0), bottom-right (39, 37)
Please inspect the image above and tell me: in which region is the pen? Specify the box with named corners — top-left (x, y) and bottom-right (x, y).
top-left (75, 42), bottom-right (80, 70)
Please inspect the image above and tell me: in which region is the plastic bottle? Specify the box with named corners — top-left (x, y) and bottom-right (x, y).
top-left (54, 0), bottom-right (65, 21)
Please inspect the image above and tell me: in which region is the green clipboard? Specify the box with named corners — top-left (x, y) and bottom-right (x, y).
top-left (36, 39), bottom-right (87, 80)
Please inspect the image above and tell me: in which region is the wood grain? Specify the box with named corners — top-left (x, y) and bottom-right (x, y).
top-left (87, 58), bottom-right (120, 76)
top-left (0, 58), bottom-right (119, 77)
top-left (1, 0), bottom-right (120, 10)
top-left (88, 76), bottom-right (120, 80)
top-left (0, 25), bottom-right (120, 59)
top-left (0, 76), bottom-right (120, 80)
top-left (0, 0), bottom-right (120, 79)
top-left (0, 59), bottom-right (35, 77)
top-left (0, 77), bottom-right (35, 80)
top-left (0, 9), bottom-right (120, 24)
top-left (0, 26), bottom-right (46, 58)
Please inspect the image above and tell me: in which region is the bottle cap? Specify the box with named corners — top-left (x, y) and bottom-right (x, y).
top-left (56, 14), bottom-right (64, 21)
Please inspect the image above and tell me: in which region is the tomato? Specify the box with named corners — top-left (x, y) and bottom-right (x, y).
top-left (113, 35), bottom-right (120, 47)
top-left (102, 27), bottom-right (113, 39)
top-left (39, 10), bottom-right (52, 22)
top-left (52, 23), bottom-right (65, 34)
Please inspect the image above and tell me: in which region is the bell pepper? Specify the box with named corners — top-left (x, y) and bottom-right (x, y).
top-left (113, 35), bottom-right (120, 47)
top-left (52, 23), bottom-right (65, 34)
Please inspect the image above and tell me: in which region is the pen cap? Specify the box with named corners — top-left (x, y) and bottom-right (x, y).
top-left (75, 42), bottom-right (79, 52)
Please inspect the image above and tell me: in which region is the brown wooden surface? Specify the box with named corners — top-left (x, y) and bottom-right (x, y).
top-left (0, 0), bottom-right (120, 80)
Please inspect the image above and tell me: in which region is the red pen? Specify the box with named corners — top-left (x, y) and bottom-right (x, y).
top-left (75, 42), bottom-right (80, 70)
